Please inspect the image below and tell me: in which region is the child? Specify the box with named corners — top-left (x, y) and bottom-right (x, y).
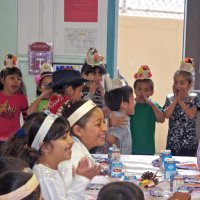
top-left (104, 76), bottom-right (135, 154)
top-left (18, 112), bottom-right (100, 200)
top-left (131, 65), bottom-right (165, 155)
top-left (59, 99), bottom-right (107, 186)
top-left (47, 69), bottom-right (87, 115)
top-left (164, 58), bottom-right (200, 156)
top-left (97, 181), bottom-right (144, 200)
top-left (0, 171), bottom-right (41, 200)
top-left (81, 47), bottom-right (106, 109)
top-left (27, 63), bottom-right (53, 115)
top-left (0, 54), bottom-right (28, 146)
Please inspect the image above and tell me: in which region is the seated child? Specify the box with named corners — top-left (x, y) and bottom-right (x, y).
top-left (59, 99), bottom-right (107, 186)
top-left (131, 65), bottom-right (165, 155)
top-left (8, 112), bottom-right (99, 200)
top-left (97, 181), bottom-right (144, 200)
top-left (47, 69), bottom-right (87, 115)
top-left (0, 171), bottom-right (41, 200)
top-left (104, 76), bottom-right (135, 154)
top-left (27, 63), bottom-right (53, 115)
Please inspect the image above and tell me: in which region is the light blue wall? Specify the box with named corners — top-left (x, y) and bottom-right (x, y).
top-left (0, 1), bottom-right (117, 103)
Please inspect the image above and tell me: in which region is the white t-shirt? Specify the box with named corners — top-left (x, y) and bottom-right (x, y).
top-left (33, 163), bottom-right (90, 200)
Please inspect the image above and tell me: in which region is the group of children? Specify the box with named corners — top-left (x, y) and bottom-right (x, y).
top-left (0, 49), bottom-right (200, 199)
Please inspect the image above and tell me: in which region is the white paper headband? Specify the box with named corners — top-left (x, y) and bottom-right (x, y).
top-left (31, 113), bottom-right (58, 150)
top-left (67, 100), bottom-right (96, 126)
top-left (0, 174), bottom-right (39, 200)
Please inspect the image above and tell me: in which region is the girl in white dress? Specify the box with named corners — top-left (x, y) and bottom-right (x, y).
top-left (18, 112), bottom-right (101, 200)
top-left (59, 99), bottom-right (108, 186)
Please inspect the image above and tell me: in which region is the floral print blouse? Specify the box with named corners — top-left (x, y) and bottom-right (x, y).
top-left (163, 93), bottom-right (200, 155)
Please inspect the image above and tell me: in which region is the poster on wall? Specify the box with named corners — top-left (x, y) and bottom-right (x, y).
top-left (64, 27), bottom-right (97, 54)
top-left (28, 42), bottom-right (53, 74)
top-left (64, 0), bottom-right (98, 22)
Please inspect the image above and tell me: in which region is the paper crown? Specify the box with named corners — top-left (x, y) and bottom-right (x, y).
top-left (40, 63), bottom-right (53, 74)
top-left (4, 54), bottom-right (18, 68)
top-left (134, 65), bottom-right (152, 79)
top-left (34, 63), bottom-right (53, 85)
top-left (105, 74), bottom-right (125, 92)
top-left (86, 48), bottom-right (104, 66)
top-left (179, 57), bottom-right (194, 73)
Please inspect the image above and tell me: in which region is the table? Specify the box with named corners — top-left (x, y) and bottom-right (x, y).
top-left (85, 154), bottom-right (200, 200)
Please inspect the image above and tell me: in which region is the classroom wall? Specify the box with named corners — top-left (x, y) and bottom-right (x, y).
top-left (117, 15), bottom-right (184, 153)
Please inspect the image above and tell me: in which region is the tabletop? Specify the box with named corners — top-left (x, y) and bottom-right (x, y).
top-left (85, 154), bottom-right (200, 200)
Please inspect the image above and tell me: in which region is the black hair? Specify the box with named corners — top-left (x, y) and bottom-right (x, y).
top-left (133, 79), bottom-right (154, 91)
top-left (62, 100), bottom-right (97, 136)
top-left (1, 112), bottom-right (42, 157)
top-left (105, 86), bottom-right (133, 111)
top-left (36, 72), bottom-right (52, 96)
top-left (0, 67), bottom-right (27, 96)
top-left (0, 157), bottom-right (28, 175)
top-left (52, 82), bottom-right (84, 94)
top-left (6, 112), bottom-right (70, 168)
top-left (0, 171), bottom-right (41, 200)
top-left (174, 70), bottom-right (193, 84)
top-left (81, 63), bottom-right (106, 76)
top-left (97, 181), bottom-right (144, 200)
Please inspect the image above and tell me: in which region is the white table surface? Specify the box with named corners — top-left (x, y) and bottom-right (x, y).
top-left (85, 154), bottom-right (200, 200)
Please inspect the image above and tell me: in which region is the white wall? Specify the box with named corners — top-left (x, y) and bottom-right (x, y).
top-left (117, 15), bottom-right (184, 153)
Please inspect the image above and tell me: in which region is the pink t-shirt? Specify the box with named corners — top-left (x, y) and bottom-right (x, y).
top-left (0, 92), bottom-right (28, 141)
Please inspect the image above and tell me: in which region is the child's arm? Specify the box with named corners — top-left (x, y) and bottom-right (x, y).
top-left (178, 88), bottom-right (197, 119)
top-left (164, 85), bottom-right (178, 119)
top-left (27, 90), bottom-right (50, 115)
top-left (164, 98), bottom-right (178, 119)
top-left (146, 99), bottom-right (165, 123)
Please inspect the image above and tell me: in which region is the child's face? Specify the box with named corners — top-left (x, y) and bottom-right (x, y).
top-left (94, 72), bottom-right (103, 84)
top-left (134, 82), bottom-right (153, 102)
top-left (2, 74), bottom-right (21, 95)
top-left (173, 74), bottom-right (191, 95)
top-left (78, 108), bottom-right (107, 150)
top-left (50, 131), bottom-right (74, 165)
top-left (39, 75), bottom-right (52, 93)
top-left (122, 94), bottom-right (135, 115)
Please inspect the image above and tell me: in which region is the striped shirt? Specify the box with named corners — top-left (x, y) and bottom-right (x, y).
top-left (107, 112), bottom-right (132, 154)
top-left (82, 85), bottom-right (105, 108)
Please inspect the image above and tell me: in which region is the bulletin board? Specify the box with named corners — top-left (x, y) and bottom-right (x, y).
top-left (18, 0), bottom-right (108, 58)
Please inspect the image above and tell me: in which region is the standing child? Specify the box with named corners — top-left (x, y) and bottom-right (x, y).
top-left (27, 63), bottom-right (53, 115)
top-left (47, 69), bottom-right (87, 115)
top-left (0, 54), bottom-right (28, 147)
top-left (164, 58), bottom-right (200, 156)
top-left (81, 48), bottom-right (106, 109)
top-left (104, 76), bottom-right (135, 155)
top-left (131, 65), bottom-right (165, 155)
top-left (16, 112), bottom-right (101, 200)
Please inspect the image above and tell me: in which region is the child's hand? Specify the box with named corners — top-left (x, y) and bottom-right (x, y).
top-left (74, 157), bottom-right (101, 180)
top-left (172, 85), bottom-right (178, 97)
top-left (177, 88), bottom-right (187, 103)
top-left (97, 83), bottom-right (105, 97)
top-left (40, 89), bottom-right (52, 100)
top-left (89, 81), bottom-right (98, 95)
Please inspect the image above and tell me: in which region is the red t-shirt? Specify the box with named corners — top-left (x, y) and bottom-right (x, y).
top-left (0, 92), bottom-right (28, 141)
